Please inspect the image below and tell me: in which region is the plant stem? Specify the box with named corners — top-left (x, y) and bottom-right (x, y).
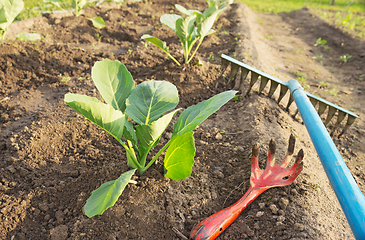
top-left (121, 141), bottom-right (142, 170)
top-left (75, 0), bottom-right (80, 17)
top-left (139, 142), bottom-right (154, 168)
top-left (187, 38), bottom-right (204, 64)
top-left (139, 136), bottom-right (176, 175)
top-left (184, 40), bottom-right (189, 64)
top-left (166, 52), bottom-right (181, 66)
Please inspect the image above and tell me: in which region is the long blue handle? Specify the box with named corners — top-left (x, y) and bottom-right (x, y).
top-left (288, 79), bottom-right (365, 239)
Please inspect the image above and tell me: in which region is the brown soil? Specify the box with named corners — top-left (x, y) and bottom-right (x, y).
top-left (1, 1), bottom-right (364, 240)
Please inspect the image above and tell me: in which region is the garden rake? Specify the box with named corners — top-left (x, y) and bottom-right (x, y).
top-left (219, 54), bottom-right (359, 137)
top-left (190, 134), bottom-right (303, 240)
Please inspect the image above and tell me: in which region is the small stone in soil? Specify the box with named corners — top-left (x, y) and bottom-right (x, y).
top-left (39, 202), bottom-right (49, 212)
top-left (276, 221), bottom-right (284, 226)
top-left (256, 211), bottom-right (264, 217)
top-left (33, 209), bottom-right (41, 217)
top-left (277, 216), bottom-right (285, 222)
top-left (258, 203), bottom-right (265, 209)
top-left (294, 223), bottom-right (305, 231)
top-left (269, 204), bottom-right (278, 214)
top-left (279, 197), bottom-right (289, 210)
top-left (215, 132), bottom-right (223, 140)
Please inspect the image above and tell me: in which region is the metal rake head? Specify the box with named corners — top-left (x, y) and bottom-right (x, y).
top-left (220, 54), bottom-right (359, 138)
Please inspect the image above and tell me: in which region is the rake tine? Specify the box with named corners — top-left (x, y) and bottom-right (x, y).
top-left (220, 54), bottom-right (359, 136)
top-left (277, 84), bottom-right (289, 104)
top-left (330, 111), bottom-right (347, 137)
top-left (251, 143), bottom-right (261, 177)
top-left (234, 67), bottom-right (249, 90)
top-left (318, 101), bottom-right (327, 116)
top-left (324, 106), bottom-right (337, 126)
top-left (281, 149), bottom-right (304, 185)
top-left (267, 139), bottom-right (276, 169)
top-left (308, 96), bottom-right (318, 108)
top-left (280, 134), bottom-right (295, 168)
top-left (228, 63), bottom-right (240, 84)
top-left (268, 80), bottom-right (279, 98)
top-left (338, 115), bottom-right (356, 138)
top-left (293, 109), bottom-right (299, 119)
top-left (220, 58), bottom-right (230, 77)
top-left (258, 76), bottom-right (269, 95)
top-left (285, 94), bottom-right (294, 112)
top-left (245, 72), bottom-right (259, 96)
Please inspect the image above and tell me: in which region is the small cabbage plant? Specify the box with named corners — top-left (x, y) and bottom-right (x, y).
top-left (43, 0), bottom-right (86, 17)
top-left (64, 59), bottom-right (237, 217)
top-left (142, 0), bottom-right (232, 66)
top-left (73, 0), bottom-right (86, 17)
top-left (0, 0), bottom-right (24, 43)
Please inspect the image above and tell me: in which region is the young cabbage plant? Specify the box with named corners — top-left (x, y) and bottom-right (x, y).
top-left (73, 0), bottom-right (86, 17)
top-left (88, 16), bottom-right (105, 29)
top-left (43, 0), bottom-right (86, 16)
top-left (43, 0), bottom-right (67, 12)
top-left (64, 59), bottom-right (237, 217)
top-left (141, 0), bottom-right (232, 66)
top-left (0, 0), bottom-right (24, 43)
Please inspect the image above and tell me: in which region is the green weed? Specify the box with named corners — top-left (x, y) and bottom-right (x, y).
top-left (314, 37), bottom-right (327, 47)
top-left (232, 94), bottom-right (242, 103)
top-left (207, 54), bottom-right (215, 61)
top-left (319, 81), bottom-right (329, 87)
top-left (329, 89), bottom-right (339, 96)
top-left (61, 76), bottom-right (71, 85)
top-left (264, 34), bottom-right (273, 40)
top-left (339, 54), bottom-right (352, 63)
top-left (295, 49), bottom-right (303, 54)
top-left (313, 54), bottom-right (323, 60)
top-left (294, 71), bottom-right (307, 83)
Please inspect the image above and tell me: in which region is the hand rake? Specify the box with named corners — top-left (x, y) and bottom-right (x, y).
top-left (219, 54), bottom-right (359, 138)
top-left (189, 134), bottom-right (303, 240)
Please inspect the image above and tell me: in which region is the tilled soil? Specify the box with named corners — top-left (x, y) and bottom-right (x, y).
top-left (0, 1), bottom-right (364, 240)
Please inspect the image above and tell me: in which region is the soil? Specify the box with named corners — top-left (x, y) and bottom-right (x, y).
top-left (1, 1), bottom-right (365, 240)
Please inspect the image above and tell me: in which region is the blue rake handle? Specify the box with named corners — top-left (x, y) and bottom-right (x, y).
top-left (288, 79), bottom-right (365, 239)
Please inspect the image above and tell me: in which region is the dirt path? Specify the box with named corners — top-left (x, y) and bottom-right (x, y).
top-left (0, 1), bottom-right (364, 240)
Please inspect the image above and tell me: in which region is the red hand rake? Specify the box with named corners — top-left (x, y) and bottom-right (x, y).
top-left (190, 134), bottom-right (304, 240)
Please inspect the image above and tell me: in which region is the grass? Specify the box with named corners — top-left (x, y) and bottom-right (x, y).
top-left (239, 0), bottom-right (365, 13)
top-left (240, 0), bottom-right (365, 38)
top-left (315, 9), bottom-right (365, 37)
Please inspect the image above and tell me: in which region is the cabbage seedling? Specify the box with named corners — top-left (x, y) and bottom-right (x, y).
top-left (45, 0), bottom-right (86, 16)
top-left (142, 0), bottom-right (232, 66)
top-left (64, 59), bottom-right (237, 217)
top-left (0, 0), bottom-right (24, 43)
top-left (73, 0), bottom-right (86, 17)
top-left (89, 16), bottom-right (105, 29)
